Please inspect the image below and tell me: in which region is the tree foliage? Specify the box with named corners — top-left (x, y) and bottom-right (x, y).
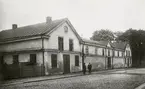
top-left (117, 28), bottom-right (145, 67)
top-left (90, 29), bottom-right (114, 41)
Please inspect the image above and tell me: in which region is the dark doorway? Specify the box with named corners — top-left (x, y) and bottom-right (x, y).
top-left (63, 55), bottom-right (70, 74)
top-left (107, 57), bottom-right (111, 69)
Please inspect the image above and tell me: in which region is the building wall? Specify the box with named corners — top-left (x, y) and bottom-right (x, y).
top-left (84, 56), bottom-right (105, 70)
top-left (45, 22), bottom-right (81, 52)
top-left (3, 52), bottom-right (43, 65)
top-left (0, 39), bottom-right (42, 52)
top-left (113, 57), bottom-right (124, 68)
top-left (43, 21), bottom-right (82, 75)
top-left (124, 44), bottom-right (132, 67)
top-left (44, 52), bottom-right (82, 75)
top-left (2, 52), bottom-right (43, 78)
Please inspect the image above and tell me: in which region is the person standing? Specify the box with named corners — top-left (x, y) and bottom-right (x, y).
top-left (88, 63), bottom-right (92, 74)
top-left (83, 63), bottom-right (86, 75)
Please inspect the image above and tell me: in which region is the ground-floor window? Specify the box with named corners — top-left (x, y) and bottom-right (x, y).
top-left (13, 55), bottom-right (19, 64)
top-left (75, 55), bottom-right (79, 66)
top-left (51, 54), bottom-right (57, 68)
top-left (30, 54), bottom-right (36, 64)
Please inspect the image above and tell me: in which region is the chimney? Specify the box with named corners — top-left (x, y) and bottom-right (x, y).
top-left (46, 16), bottom-right (52, 24)
top-left (12, 24), bottom-right (17, 29)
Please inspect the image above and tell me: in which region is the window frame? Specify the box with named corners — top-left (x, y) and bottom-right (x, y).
top-left (95, 47), bottom-right (98, 55)
top-left (58, 37), bottom-right (64, 51)
top-left (30, 54), bottom-right (36, 64)
top-left (118, 51), bottom-right (119, 57)
top-left (13, 55), bottom-right (19, 64)
top-left (69, 39), bottom-right (74, 51)
top-left (75, 55), bottom-right (79, 66)
top-left (51, 54), bottom-right (57, 68)
top-left (102, 48), bottom-right (105, 56)
top-left (85, 46), bottom-right (89, 54)
top-left (108, 49), bottom-right (110, 56)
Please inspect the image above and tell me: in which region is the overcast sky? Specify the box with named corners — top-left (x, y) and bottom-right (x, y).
top-left (0, 0), bottom-right (145, 38)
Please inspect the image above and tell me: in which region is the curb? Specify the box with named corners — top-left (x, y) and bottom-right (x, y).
top-left (0, 69), bottom-right (123, 87)
top-left (135, 83), bottom-right (145, 89)
top-left (0, 74), bottom-right (83, 87)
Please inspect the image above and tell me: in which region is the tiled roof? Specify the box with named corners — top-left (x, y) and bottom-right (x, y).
top-left (96, 41), bottom-right (109, 46)
top-left (0, 18), bottom-right (65, 41)
top-left (82, 38), bottom-right (108, 46)
top-left (110, 42), bottom-right (127, 50)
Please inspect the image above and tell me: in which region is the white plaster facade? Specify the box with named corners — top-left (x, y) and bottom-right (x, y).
top-left (0, 17), bottom-right (132, 78)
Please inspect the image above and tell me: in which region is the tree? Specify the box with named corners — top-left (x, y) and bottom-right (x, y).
top-left (117, 28), bottom-right (145, 67)
top-left (90, 29), bottom-right (114, 41)
top-left (114, 31), bottom-right (123, 42)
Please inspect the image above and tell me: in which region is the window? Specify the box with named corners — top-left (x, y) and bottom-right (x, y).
top-left (95, 47), bottom-right (98, 55)
top-left (30, 54), bottom-right (36, 64)
top-left (108, 49), bottom-right (110, 56)
top-left (125, 58), bottom-right (127, 64)
top-left (75, 55), bottom-right (79, 66)
top-left (69, 39), bottom-right (74, 51)
top-left (102, 48), bottom-right (105, 56)
top-left (122, 52), bottom-right (124, 57)
top-left (51, 54), bottom-right (57, 68)
top-left (118, 51), bottom-right (119, 57)
top-left (85, 46), bottom-right (89, 54)
top-left (128, 51), bottom-right (130, 56)
top-left (13, 55), bottom-right (19, 64)
top-left (58, 37), bottom-right (64, 51)
top-left (112, 50), bottom-right (115, 56)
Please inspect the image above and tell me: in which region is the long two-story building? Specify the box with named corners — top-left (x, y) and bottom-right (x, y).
top-left (0, 17), bottom-right (132, 79)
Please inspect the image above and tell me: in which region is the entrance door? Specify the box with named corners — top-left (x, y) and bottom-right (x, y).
top-left (63, 55), bottom-right (70, 74)
top-left (107, 57), bottom-right (111, 69)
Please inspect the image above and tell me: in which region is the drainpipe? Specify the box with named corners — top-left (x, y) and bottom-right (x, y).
top-left (82, 42), bottom-right (85, 71)
top-left (41, 35), bottom-right (45, 76)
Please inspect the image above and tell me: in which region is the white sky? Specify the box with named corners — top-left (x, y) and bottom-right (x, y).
top-left (0, 0), bottom-right (145, 39)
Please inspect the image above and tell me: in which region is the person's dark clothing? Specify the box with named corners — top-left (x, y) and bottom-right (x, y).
top-left (88, 63), bottom-right (92, 74)
top-left (83, 63), bottom-right (86, 74)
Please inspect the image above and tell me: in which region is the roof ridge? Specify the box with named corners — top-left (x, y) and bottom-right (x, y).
top-left (0, 18), bottom-right (66, 41)
top-left (1, 18), bottom-right (66, 32)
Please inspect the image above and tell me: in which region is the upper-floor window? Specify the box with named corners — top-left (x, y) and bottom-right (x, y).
top-left (112, 50), bottom-right (115, 56)
top-left (86, 46), bottom-right (89, 54)
top-left (126, 51), bottom-right (130, 56)
top-left (102, 48), bottom-right (105, 56)
top-left (75, 55), bottom-right (79, 66)
top-left (51, 54), bottom-right (57, 68)
top-left (128, 51), bottom-right (130, 56)
top-left (126, 51), bottom-right (128, 56)
top-left (58, 37), bottom-right (64, 51)
top-left (13, 55), bottom-right (19, 64)
top-left (69, 39), bottom-right (74, 51)
top-left (118, 51), bottom-right (119, 57)
top-left (95, 47), bottom-right (98, 55)
top-left (30, 54), bottom-right (36, 64)
top-left (122, 52), bottom-right (124, 57)
top-left (108, 49), bottom-right (110, 56)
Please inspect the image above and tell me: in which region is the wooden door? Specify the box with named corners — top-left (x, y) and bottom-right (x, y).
top-left (107, 57), bottom-right (111, 69)
top-left (63, 55), bottom-right (70, 74)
